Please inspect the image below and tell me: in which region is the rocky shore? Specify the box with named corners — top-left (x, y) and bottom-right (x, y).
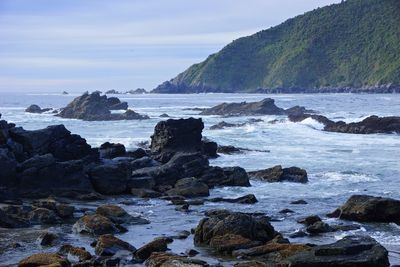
top-left (1, 108), bottom-right (399, 266)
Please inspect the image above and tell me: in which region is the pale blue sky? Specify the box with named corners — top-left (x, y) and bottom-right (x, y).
top-left (0, 0), bottom-right (341, 92)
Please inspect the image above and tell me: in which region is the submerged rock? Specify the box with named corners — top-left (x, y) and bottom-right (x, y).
top-left (58, 91), bottom-right (149, 121)
top-left (208, 194), bottom-right (258, 204)
top-left (248, 165), bottom-right (308, 183)
top-left (286, 235), bottom-right (390, 267)
top-left (329, 194), bottom-right (400, 224)
top-left (59, 244), bottom-right (92, 262)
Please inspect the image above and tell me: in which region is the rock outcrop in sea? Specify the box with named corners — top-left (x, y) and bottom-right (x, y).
top-left (57, 91), bottom-right (149, 121)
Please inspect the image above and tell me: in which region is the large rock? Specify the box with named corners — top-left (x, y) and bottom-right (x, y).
top-left (18, 253), bottom-right (70, 267)
top-left (58, 91), bottom-right (149, 121)
top-left (150, 118), bottom-right (206, 162)
top-left (18, 155), bottom-right (94, 197)
top-left (0, 148), bottom-right (17, 187)
top-left (198, 166), bottom-right (250, 187)
top-left (286, 235), bottom-right (390, 267)
top-left (200, 98), bottom-right (285, 116)
top-left (99, 142), bottom-right (126, 159)
top-left (194, 210), bottom-right (277, 254)
top-left (25, 104), bottom-right (51, 114)
top-left (95, 234), bottom-right (136, 256)
top-left (329, 195), bottom-right (400, 224)
top-left (248, 165), bottom-right (308, 183)
top-left (72, 214), bottom-right (119, 235)
top-left (166, 177), bottom-right (209, 198)
top-left (9, 124), bottom-right (94, 161)
top-left (89, 162), bottom-right (130, 195)
top-left (135, 237), bottom-right (173, 261)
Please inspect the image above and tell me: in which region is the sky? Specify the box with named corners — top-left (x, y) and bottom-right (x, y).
top-left (0, 0), bottom-right (341, 92)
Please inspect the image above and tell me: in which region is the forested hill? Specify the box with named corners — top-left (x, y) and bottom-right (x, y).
top-left (153, 0), bottom-right (400, 93)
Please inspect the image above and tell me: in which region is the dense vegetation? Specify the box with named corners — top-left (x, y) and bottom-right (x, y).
top-left (153, 0), bottom-right (400, 93)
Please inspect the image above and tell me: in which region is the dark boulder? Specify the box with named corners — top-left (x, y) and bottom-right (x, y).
top-left (145, 252), bottom-right (208, 267)
top-left (99, 142), bottom-right (126, 159)
top-left (18, 253), bottom-right (70, 267)
top-left (89, 162), bottom-right (130, 195)
top-left (58, 91), bottom-right (149, 121)
top-left (324, 115), bottom-right (400, 134)
top-left (25, 104), bottom-right (51, 114)
top-left (135, 237), bottom-right (173, 261)
top-left (217, 145), bottom-right (243, 155)
top-left (96, 204), bottom-right (149, 225)
top-left (248, 165), bottom-right (308, 183)
top-left (0, 148), bottom-right (17, 187)
top-left (329, 195), bottom-right (400, 224)
top-left (37, 231), bottom-right (58, 246)
top-left (150, 118), bottom-right (205, 162)
top-left (194, 210), bottom-right (277, 254)
top-left (166, 177), bottom-right (209, 198)
top-left (200, 98), bottom-right (285, 116)
top-left (210, 121), bottom-right (240, 130)
top-left (198, 166), bottom-right (250, 188)
top-left (286, 235), bottom-right (390, 267)
top-left (59, 244), bottom-right (92, 262)
top-left (306, 221), bottom-right (334, 235)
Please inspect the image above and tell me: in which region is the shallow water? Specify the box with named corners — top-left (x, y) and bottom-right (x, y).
top-left (1, 92), bottom-right (400, 265)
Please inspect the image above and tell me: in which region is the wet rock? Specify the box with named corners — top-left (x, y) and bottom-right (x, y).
top-left (99, 142), bottom-right (126, 159)
top-left (145, 252), bottom-right (208, 267)
top-left (324, 115), bottom-right (400, 134)
top-left (32, 198), bottom-right (75, 219)
top-left (96, 204), bottom-right (149, 225)
top-left (25, 104), bottom-right (51, 114)
top-left (289, 230), bottom-right (308, 238)
top-left (73, 214), bottom-right (118, 235)
top-left (306, 221), bottom-right (334, 235)
top-left (198, 166), bottom-right (250, 188)
top-left (0, 207), bottom-right (29, 228)
top-left (131, 188), bottom-right (162, 198)
top-left (171, 230), bottom-right (191, 240)
top-left (59, 244), bottom-right (92, 261)
top-left (210, 234), bottom-right (263, 253)
top-left (285, 106), bottom-right (316, 116)
top-left (175, 203), bottom-right (190, 212)
top-left (166, 177), bottom-right (209, 198)
top-left (202, 140), bottom-right (218, 158)
top-left (130, 156), bottom-right (160, 171)
top-left (331, 224), bottom-right (361, 232)
top-left (18, 253), bottom-right (70, 267)
top-left (58, 91), bottom-right (149, 121)
top-left (210, 121), bottom-right (239, 130)
top-left (234, 261), bottom-right (268, 267)
top-left (248, 165), bottom-right (308, 183)
top-left (28, 207), bottom-right (61, 224)
top-left (291, 199), bottom-right (307, 205)
top-left (185, 248), bottom-right (199, 257)
top-left (208, 194), bottom-right (258, 204)
top-left (0, 148), bottom-right (17, 187)
top-left (194, 211), bottom-right (277, 254)
top-left (37, 231), bottom-right (58, 246)
top-left (136, 237), bottom-right (173, 261)
top-left (89, 162), bottom-right (129, 195)
top-left (200, 98), bottom-right (285, 116)
top-left (330, 195), bottom-right (400, 224)
top-left (217, 145), bottom-right (243, 155)
top-left (279, 208), bottom-right (294, 214)
top-left (297, 215), bottom-right (322, 226)
top-left (95, 234), bottom-right (136, 256)
top-left (150, 118), bottom-right (209, 162)
top-left (159, 113), bottom-right (169, 118)
top-left (286, 235), bottom-right (390, 267)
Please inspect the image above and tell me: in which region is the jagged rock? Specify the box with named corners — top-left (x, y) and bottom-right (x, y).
top-left (208, 194), bottom-right (258, 204)
top-left (58, 91), bottom-right (149, 121)
top-left (72, 214), bottom-right (119, 235)
top-left (96, 204), bottom-right (149, 225)
top-left (286, 235), bottom-right (390, 267)
top-left (136, 237), bottom-right (173, 261)
top-left (150, 118), bottom-right (210, 162)
top-left (248, 165), bottom-right (308, 183)
top-left (194, 210), bottom-right (277, 254)
top-left (200, 98), bottom-right (285, 116)
top-left (166, 177), bottom-right (209, 198)
top-left (329, 195), bottom-right (400, 224)
top-left (59, 244), bottom-right (92, 261)
top-left (18, 253), bottom-right (70, 267)
top-left (217, 145), bottom-right (243, 154)
top-left (99, 142), bottom-right (126, 159)
top-left (95, 234), bottom-right (136, 256)
top-left (25, 104), bottom-right (51, 114)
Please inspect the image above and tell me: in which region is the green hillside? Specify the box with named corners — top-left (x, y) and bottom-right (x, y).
top-left (153, 0), bottom-right (400, 93)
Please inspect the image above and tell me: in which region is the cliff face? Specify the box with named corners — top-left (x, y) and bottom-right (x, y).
top-left (153, 0), bottom-right (400, 93)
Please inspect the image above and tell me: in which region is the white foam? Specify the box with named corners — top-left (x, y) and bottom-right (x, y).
top-left (299, 117), bottom-right (325, 130)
